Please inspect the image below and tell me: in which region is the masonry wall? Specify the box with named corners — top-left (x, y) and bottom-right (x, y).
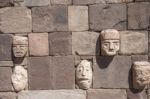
top-left (0, 0), bottom-right (150, 99)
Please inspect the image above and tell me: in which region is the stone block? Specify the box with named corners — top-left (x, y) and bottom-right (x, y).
top-left (93, 56), bottom-right (132, 88)
top-left (51, 0), bottom-right (72, 5)
top-left (0, 7), bottom-right (32, 33)
top-left (89, 4), bottom-right (127, 31)
top-left (24, 0), bottom-right (50, 7)
top-left (18, 90), bottom-right (86, 99)
top-left (0, 61), bottom-right (13, 67)
top-left (73, 0), bottom-right (133, 5)
top-left (87, 89), bottom-right (127, 99)
top-left (29, 33), bottom-right (49, 56)
top-left (128, 2), bottom-right (150, 29)
top-left (49, 32), bottom-right (72, 56)
top-left (52, 56), bottom-right (75, 89)
top-left (32, 6), bottom-right (68, 32)
top-left (68, 6), bottom-right (88, 31)
top-left (132, 55), bottom-right (148, 62)
top-left (0, 67), bottom-right (12, 91)
top-left (0, 0), bottom-right (13, 7)
top-left (127, 89), bottom-right (148, 99)
top-left (0, 34), bottom-right (12, 61)
top-left (72, 31), bottom-right (100, 55)
top-left (0, 92), bottom-right (16, 99)
top-left (14, 57), bottom-right (28, 66)
top-left (28, 57), bottom-right (52, 90)
top-left (120, 31), bottom-right (148, 55)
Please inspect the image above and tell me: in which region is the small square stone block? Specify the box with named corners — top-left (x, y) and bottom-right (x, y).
top-left (128, 2), bottom-right (150, 29)
top-left (120, 31), bottom-right (148, 55)
top-left (0, 67), bottom-right (12, 91)
top-left (93, 56), bottom-right (132, 88)
top-left (68, 6), bottom-right (89, 31)
top-left (28, 57), bottom-right (52, 90)
top-left (49, 32), bottom-right (72, 56)
top-left (51, 0), bottom-right (72, 5)
top-left (87, 89), bottom-right (127, 99)
top-left (0, 7), bottom-right (32, 33)
top-left (32, 6), bottom-right (68, 32)
top-left (29, 33), bottom-right (49, 56)
top-left (0, 92), bottom-right (16, 99)
top-left (72, 31), bottom-right (100, 55)
top-left (89, 4), bottom-right (127, 31)
top-left (52, 56), bottom-right (75, 89)
top-left (0, 34), bottom-right (12, 61)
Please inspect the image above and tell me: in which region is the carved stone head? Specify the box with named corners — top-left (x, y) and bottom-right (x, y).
top-left (13, 36), bottom-right (28, 57)
top-left (76, 60), bottom-right (92, 90)
top-left (101, 29), bottom-right (120, 56)
top-left (133, 61), bottom-right (150, 89)
top-left (11, 66), bottom-right (28, 92)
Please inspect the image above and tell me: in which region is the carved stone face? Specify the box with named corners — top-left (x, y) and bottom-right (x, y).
top-left (101, 29), bottom-right (120, 56)
top-left (11, 66), bottom-right (28, 92)
top-left (76, 60), bottom-right (92, 90)
top-left (133, 61), bottom-right (150, 89)
top-left (13, 36), bottom-right (28, 57)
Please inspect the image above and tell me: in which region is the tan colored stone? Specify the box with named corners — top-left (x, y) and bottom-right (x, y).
top-left (51, 0), bottom-right (72, 5)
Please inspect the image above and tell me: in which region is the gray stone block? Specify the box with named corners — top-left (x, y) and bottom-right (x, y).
top-left (32, 6), bottom-right (68, 32)
top-left (18, 90), bottom-right (86, 99)
top-left (128, 2), bottom-right (150, 29)
top-left (0, 67), bottom-right (12, 91)
top-left (120, 31), bottom-right (148, 55)
top-left (0, 7), bottom-right (32, 33)
top-left (87, 89), bottom-right (127, 99)
top-left (51, 0), bottom-right (72, 5)
top-left (0, 61), bottom-right (13, 67)
top-left (24, 0), bottom-right (50, 6)
top-left (93, 56), bottom-right (132, 88)
top-left (72, 31), bottom-right (100, 55)
top-left (89, 4), bottom-right (127, 31)
top-left (0, 34), bottom-right (12, 61)
top-left (131, 55), bottom-right (148, 62)
top-left (0, 92), bottom-right (16, 99)
top-left (49, 32), bottom-right (72, 56)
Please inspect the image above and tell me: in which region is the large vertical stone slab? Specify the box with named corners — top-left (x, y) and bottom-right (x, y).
top-left (120, 31), bottom-right (148, 55)
top-left (87, 89), bottom-right (127, 99)
top-left (89, 4), bottom-right (127, 31)
top-left (51, 0), bottom-right (72, 5)
top-left (32, 6), bottom-right (68, 32)
top-left (24, 0), bottom-right (50, 7)
top-left (0, 34), bottom-right (12, 61)
top-left (29, 33), bottom-right (49, 56)
top-left (128, 2), bottom-right (150, 29)
top-left (0, 7), bottom-right (32, 33)
top-left (18, 90), bottom-right (86, 99)
top-left (93, 56), bottom-right (132, 88)
top-left (68, 6), bottom-right (88, 31)
top-left (28, 57), bottom-right (52, 90)
top-left (52, 56), bottom-right (75, 89)
top-left (0, 92), bottom-right (16, 99)
top-left (72, 31), bottom-right (100, 55)
top-left (49, 32), bottom-right (72, 56)
top-left (0, 67), bottom-right (12, 91)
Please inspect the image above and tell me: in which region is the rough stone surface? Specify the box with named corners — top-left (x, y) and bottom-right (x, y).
top-left (0, 61), bottom-right (13, 67)
top-left (128, 2), bottom-right (150, 29)
top-left (32, 6), bottom-right (68, 32)
top-left (127, 89), bottom-right (148, 99)
top-left (18, 90), bottom-right (86, 99)
top-left (132, 55), bottom-right (148, 62)
top-left (120, 31), bottom-right (148, 55)
top-left (132, 61), bottom-right (150, 89)
top-left (14, 57), bottom-right (28, 66)
top-left (24, 0), bottom-right (50, 6)
top-left (0, 92), bottom-right (16, 99)
top-left (0, 0), bottom-right (13, 7)
top-left (87, 89), bottom-right (127, 99)
top-left (0, 7), bottom-right (32, 33)
top-left (68, 6), bottom-right (88, 31)
top-left (52, 56), bottom-right (75, 89)
top-left (0, 67), bottom-right (12, 91)
top-left (49, 32), bottom-right (72, 56)
top-left (93, 56), bottom-right (132, 88)
top-left (89, 4), bottom-right (126, 31)
top-left (51, 0), bottom-right (72, 5)
top-left (72, 31), bottom-right (100, 55)
top-left (73, 0), bottom-right (133, 5)
top-left (28, 57), bottom-right (52, 90)
top-left (29, 33), bottom-right (49, 56)
top-left (0, 34), bottom-right (12, 61)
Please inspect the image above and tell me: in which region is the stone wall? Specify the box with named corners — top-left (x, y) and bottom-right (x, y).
top-left (0, 0), bottom-right (150, 99)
